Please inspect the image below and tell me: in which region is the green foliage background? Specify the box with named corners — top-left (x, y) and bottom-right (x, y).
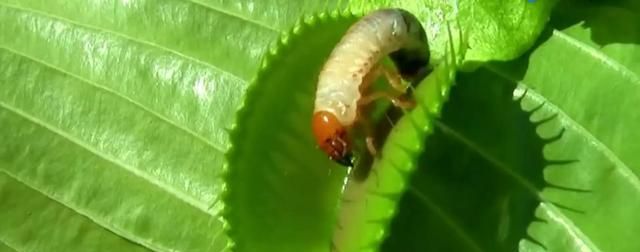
top-left (0, 0), bottom-right (638, 252)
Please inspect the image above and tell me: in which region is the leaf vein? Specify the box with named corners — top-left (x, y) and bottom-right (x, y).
top-left (434, 120), bottom-right (542, 198)
top-left (409, 186), bottom-right (485, 252)
top-left (517, 86), bottom-right (640, 192)
top-left (0, 169), bottom-right (162, 252)
top-left (0, 101), bottom-right (216, 218)
top-left (486, 65), bottom-right (640, 192)
top-left (0, 46), bottom-right (227, 155)
top-left (432, 121), bottom-right (604, 250)
top-left (0, 236), bottom-right (19, 252)
top-left (539, 203), bottom-right (602, 252)
top-left (553, 30), bottom-right (640, 86)
top-left (182, 0), bottom-right (279, 32)
top-left (0, 2), bottom-right (246, 83)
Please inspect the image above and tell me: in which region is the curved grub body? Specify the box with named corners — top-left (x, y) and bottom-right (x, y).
top-left (312, 8), bottom-right (429, 167)
top-left (314, 8), bottom-right (430, 126)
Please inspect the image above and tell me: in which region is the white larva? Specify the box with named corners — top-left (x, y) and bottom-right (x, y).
top-left (315, 8), bottom-right (428, 125)
top-left (311, 8), bottom-right (430, 167)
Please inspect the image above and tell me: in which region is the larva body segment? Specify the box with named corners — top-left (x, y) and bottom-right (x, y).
top-left (314, 8), bottom-right (429, 126)
top-left (312, 8), bottom-right (429, 167)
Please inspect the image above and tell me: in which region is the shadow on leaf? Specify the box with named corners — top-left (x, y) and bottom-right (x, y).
top-left (380, 68), bottom-right (549, 251)
top-left (552, 0), bottom-right (640, 46)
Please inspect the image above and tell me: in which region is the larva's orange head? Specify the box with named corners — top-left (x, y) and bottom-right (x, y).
top-left (312, 111), bottom-right (353, 167)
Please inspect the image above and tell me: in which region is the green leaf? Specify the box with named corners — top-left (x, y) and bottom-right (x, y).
top-left (0, 0), bottom-right (345, 251)
top-left (379, 2), bottom-right (640, 252)
top-left (380, 67), bottom-right (545, 252)
top-left (224, 13), bottom-right (357, 252)
top-left (0, 240), bottom-right (16, 252)
top-left (0, 172), bottom-right (148, 252)
top-left (504, 4), bottom-right (640, 251)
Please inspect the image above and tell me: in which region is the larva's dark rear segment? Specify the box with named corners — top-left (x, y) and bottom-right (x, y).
top-left (389, 9), bottom-right (431, 84)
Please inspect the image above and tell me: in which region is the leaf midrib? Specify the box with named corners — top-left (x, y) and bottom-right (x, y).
top-left (553, 30), bottom-right (640, 86)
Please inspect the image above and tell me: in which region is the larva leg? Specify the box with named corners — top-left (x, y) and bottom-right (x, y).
top-left (358, 92), bottom-right (415, 109)
top-left (381, 64), bottom-right (409, 94)
top-left (356, 116), bottom-right (380, 158)
top-left (366, 136), bottom-right (377, 156)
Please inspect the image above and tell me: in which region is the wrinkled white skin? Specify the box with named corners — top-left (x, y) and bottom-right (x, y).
top-left (313, 9), bottom-right (414, 126)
